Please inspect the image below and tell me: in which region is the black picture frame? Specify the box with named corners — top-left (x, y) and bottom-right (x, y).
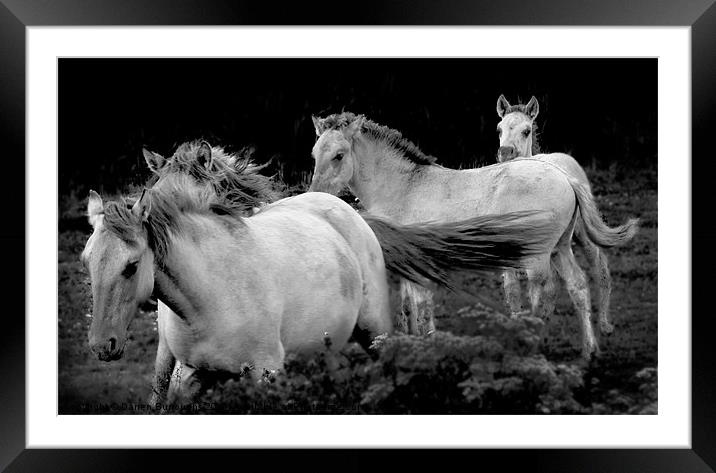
top-left (2, 1), bottom-right (712, 471)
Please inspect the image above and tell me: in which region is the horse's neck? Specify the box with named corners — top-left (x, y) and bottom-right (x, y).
top-left (351, 140), bottom-right (435, 216)
top-left (154, 264), bottom-right (203, 327)
top-left (153, 214), bottom-right (251, 326)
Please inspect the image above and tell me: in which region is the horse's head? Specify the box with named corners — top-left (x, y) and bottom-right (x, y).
top-left (82, 189), bottom-right (154, 361)
top-left (496, 95), bottom-right (539, 162)
top-left (308, 115), bottom-right (364, 194)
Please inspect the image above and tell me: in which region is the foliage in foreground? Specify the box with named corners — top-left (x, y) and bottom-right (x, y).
top-left (199, 312), bottom-right (596, 414)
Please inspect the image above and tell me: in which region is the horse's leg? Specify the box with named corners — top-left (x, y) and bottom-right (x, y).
top-left (166, 361), bottom-right (200, 405)
top-left (149, 332), bottom-right (175, 405)
top-left (354, 272), bottom-right (393, 356)
top-left (526, 256), bottom-right (558, 321)
top-left (574, 218), bottom-right (614, 334)
top-left (551, 242), bottom-right (598, 360)
top-left (502, 269), bottom-right (524, 317)
top-left (397, 279), bottom-right (411, 333)
top-left (400, 279), bottom-right (436, 335)
top-left (595, 249), bottom-right (614, 334)
top-left (525, 257), bottom-right (558, 354)
top-left (250, 342), bottom-right (285, 382)
top-left (149, 302), bottom-right (175, 405)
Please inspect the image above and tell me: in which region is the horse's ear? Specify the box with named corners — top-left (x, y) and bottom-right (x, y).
top-left (343, 115), bottom-right (364, 141)
top-left (131, 188), bottom-right (151, 223)
top-left (496, 94), bottom-right (510, 118)
top-left (525, 96), bottom-right (539, 119)
top-left (197, 141), bottom-right (213, 169)
top-left (312, 115), bottom-right (323, 136)
top-left (142, 148), bottom-right (165, 174)
top-left (87, 190), bottom-right (103, 227)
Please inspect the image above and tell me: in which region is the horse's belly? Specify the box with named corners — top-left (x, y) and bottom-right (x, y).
top-left (279, 277), bottom-right (363, 354)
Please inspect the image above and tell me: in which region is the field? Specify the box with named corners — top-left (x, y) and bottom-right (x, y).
top-left (58, 164), bottom-right (657, 414)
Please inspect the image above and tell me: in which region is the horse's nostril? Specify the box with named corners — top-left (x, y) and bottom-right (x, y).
top-left (109, 337), bottom-right (117, 352)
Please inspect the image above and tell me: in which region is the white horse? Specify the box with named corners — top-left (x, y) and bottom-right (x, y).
top-left (496, 94), bottom-right (616, 335)
top-left (309, 113), bottom-right (639, 359)
top-left (83, 142), bottom-right (554, 402)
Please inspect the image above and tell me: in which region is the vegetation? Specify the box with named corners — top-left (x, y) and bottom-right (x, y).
top-left (199, 319), bottom-right (587, 415)
top-left (58, 165), bottom-right (657, 415)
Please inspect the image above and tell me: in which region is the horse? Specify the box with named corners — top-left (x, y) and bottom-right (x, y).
top-left (144, 140), bottom-right (556, 303)
top-left (496, 94), bottom-right (616, 336)
top-left (83, 141), bottom-right (555, 402)
top-left (309, 112), bottom-right (639, 359)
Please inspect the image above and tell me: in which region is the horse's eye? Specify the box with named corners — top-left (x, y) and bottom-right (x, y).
top-left (122, 261), bottom-right (138, 278)
top-left (333, 153), bottom-right (344, 162)
top-left (523, 129), bottom-right (531, 137)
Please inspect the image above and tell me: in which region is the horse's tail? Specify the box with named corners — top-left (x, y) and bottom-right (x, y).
top-left (362, 211), bottom-right (553, 290)
top-left (569, 177), bottom-right (639, 247)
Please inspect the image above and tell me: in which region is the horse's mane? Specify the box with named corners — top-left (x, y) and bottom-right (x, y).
top-left (318, 112), bottom-right (438, 166)
top-left (503, 103), bottom-right (541, 155)
top-left (154, 140), bottom-right (283, 213)
top-left (102, 173), bottom-right (246, 263)
top-left (103, 140), bottom-right (283, 263)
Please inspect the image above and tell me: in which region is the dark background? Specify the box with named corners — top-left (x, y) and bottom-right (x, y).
top-left (58, 58), bottom-right (656, 196)
top-left (57, 57), bottom-right (659, 420)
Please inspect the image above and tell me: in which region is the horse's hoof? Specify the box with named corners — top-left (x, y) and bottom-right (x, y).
top-left (581, 344), bottom-right (599, 361)
top-left (581, 342), bottom-right (602, 362)
top-left (599, 321), bottom-right (615, 335)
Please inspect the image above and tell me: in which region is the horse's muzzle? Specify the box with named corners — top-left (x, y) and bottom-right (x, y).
top-left (498, 146), bottom-right (517, 162)
top-left (90, 336), bottom-right (125, 362)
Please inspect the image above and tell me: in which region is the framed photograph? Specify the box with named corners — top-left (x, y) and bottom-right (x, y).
top-left (4, 0), bottom-right (712, 470)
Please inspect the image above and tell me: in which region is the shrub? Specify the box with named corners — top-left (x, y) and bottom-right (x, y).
top-left (198, 310), bottom-right (586, 414)
top-left (589, 366), bottom-right (657, 415)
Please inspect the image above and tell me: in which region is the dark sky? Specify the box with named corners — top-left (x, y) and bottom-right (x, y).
top-left (59, 58), bottom-right (656, 194)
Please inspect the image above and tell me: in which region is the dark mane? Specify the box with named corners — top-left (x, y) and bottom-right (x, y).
top-left (318, 112), bottom-right (438, 166)
top-left (156, 140), bottom-right (283, 213)
top-left (102, 174), bottom-right (246, 263)
top-left (503, 104), bottom-right (541, 155)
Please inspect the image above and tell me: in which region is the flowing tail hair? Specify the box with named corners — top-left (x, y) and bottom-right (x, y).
top-left (569, 177), bottom-right (640, 247)
top-left (362, 210), bottom-right (554, 291)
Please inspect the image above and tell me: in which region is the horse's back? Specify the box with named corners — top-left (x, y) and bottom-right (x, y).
top-left (533, 153), bottom-right (591, 191)
top-left (263, 192), bottom-right (358, 227)
top-left (267, 192), bottom-right (384, 257)
top-left (432, 159), bottom-right (576, 218)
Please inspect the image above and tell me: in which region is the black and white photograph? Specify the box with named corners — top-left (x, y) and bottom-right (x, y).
top-left (3, 0), bottom-right (710, 466)
top-left (58, 57), bottom-right (657, 415)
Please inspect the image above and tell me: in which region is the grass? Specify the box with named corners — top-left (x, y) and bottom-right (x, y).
top-left (57, 165), bottom-right (657, 414)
